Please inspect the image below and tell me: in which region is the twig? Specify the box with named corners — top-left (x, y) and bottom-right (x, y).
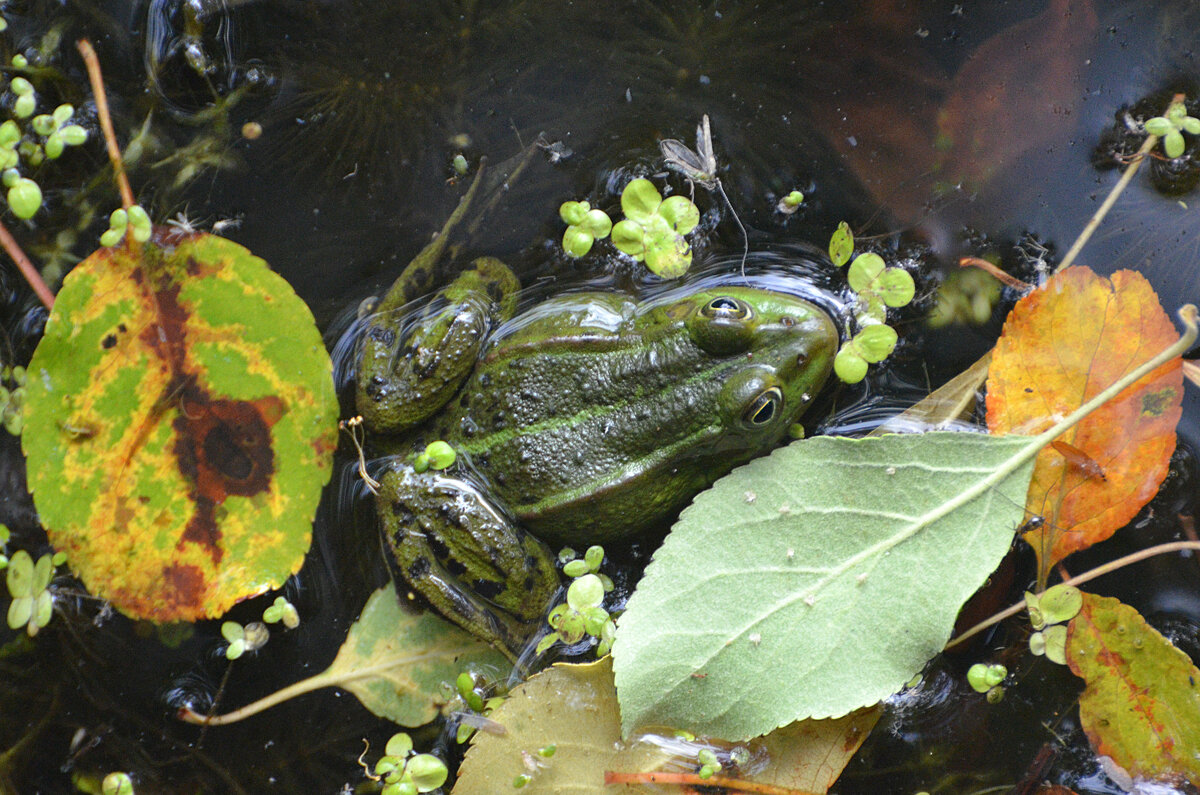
top-left (76, 39), bottom-right (134, 210)
top-left (945, 540), bottom-right (1200, 649)
top-left (604, 769), bottom-right (818, 794)
top-left (958, 256), bottom-right (1033, 291)
top-left (1053, 96), bottom-right (1179, 274)
top-left (0, 219), bottom-right (54, 309)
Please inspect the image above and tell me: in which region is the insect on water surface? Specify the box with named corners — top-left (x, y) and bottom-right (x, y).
top-left (658, 114), bottom-right (750, 275)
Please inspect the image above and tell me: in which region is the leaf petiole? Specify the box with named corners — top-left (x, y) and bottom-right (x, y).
top-left (947, 540), bottom-right (1200, 650)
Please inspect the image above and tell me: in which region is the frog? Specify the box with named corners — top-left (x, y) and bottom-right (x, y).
top-left (356, 166), bottom-right (838, 659)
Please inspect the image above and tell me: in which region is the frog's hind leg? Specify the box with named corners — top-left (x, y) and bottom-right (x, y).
top-left (379, 466), bottom-right (559, 661)
top-left (357, 256), bottom-right (518, 434)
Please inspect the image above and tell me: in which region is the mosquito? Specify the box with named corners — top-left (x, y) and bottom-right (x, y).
top-left (659, 114), bottom-right (750, 275)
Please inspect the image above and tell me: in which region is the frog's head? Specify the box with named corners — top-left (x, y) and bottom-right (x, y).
top-left (497, 285), bottom-right (838, 545)
top-left (683, 286), bottom-right (837, 449)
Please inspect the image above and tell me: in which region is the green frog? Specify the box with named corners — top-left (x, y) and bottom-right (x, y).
top-left (356, 169), bottom-right (837, 658)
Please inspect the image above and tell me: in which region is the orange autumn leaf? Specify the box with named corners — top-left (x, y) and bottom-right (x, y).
top-left (985, 266), bottom-right (1182, 576)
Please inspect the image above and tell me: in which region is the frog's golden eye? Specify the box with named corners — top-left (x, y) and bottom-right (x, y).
top-left (702, 296), bottom-right (751, 320)
top-left (743, 387), bottom-right (783, 427)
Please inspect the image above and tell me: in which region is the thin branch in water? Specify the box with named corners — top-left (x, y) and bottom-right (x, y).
top-left (0, 219), bottom-right (54, 309)
top-left (76, 39), bottom-right (134, 210)
top-left (945, 540), bottom-right (1200, 650)
top-left (958, 256), bottom-right (1033, 291)
top-left (1053, 93), bottom-right (1183, 274)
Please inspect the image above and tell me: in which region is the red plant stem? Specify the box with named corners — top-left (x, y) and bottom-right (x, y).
top-left (945, 540), bottom-right (1200, 649)
top-left (958, 256), bottom-right (1033, 291)
top-left (0, 217), bottom-right (54, 309)
top-left (76, 39), bottom-right (134, 210)
top-left (604, 770), bottom-right (819, 794)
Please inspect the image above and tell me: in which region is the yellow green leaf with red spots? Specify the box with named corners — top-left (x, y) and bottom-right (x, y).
top-left (1065, 593), bottom-right (1200, 784)
top-left (22, 228), bottom-right (338, 622)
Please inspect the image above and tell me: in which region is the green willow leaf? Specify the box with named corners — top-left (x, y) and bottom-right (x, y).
top-left (614, 432), bottom-right (1037, 739)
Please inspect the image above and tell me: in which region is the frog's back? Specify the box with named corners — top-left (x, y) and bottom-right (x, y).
top-left (431, 288), bottom-right (835, 544)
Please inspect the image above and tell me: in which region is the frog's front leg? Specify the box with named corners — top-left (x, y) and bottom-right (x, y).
top-left (357, 257), bottom-right (519, 433)
top-left (379, 464), bottom-right (560, 659)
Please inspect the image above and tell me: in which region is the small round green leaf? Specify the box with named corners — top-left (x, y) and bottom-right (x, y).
top-left (567, 574), bottom-right (605, 610)
top-left (1145, 116), bottom-right (1172, 136)
top-left (847, 253), bottom-right (886, 293)
top-left (829, 221), bottom-right (854, 267)
top-left (1164, 129), bottom-right (1186, 159)
top-left (7, 594), bottom-right (32, 629)
top-left (7, 178), bottom-right (42, 219)
top-left (584, 545), bottom-right (604, 571)
top-left (13, 93), bottom-right (35, 119)
top-left (60, 125), bottom-right (88, 146)
top-left (966, 663), bottom-right (991, 692)
top-left (562, 226), bottom-right (595, 258)
top-left (1039, 583), bottom-right (1083, 625)
top-left (102, 771), bottom-right (134, 795)
top-left (833, 346), bottom-right (868, 384)
top-left (620, 178), bottom-right (661, 223)
top-left (222, 620), bottom-right (244, 643)
top-left (1042, 624), bottom-right (1068, 664)
top-left (6, 549), bottom-right (34, 597)
top-left (851, 324), bottom-right (898, 363)
top-left (559, 200), bottom-right (588, 226)
top-left (579, 208), bottom-right (613, 239)
top-left (385, 732), bottom-right (414, 757)
top-left (31, 114), bottom-right (55, 136)
top-left (611, 219), bottom-right (645, 259)
top-left (562, 559), bottom-right (589, 578)
top-left (0, 121), bottom-right (18, 148)
top-left (33, 589), bottom-right (53, 628)
top-left (659, 195), bottom-right (700, 234)
top-left (876, 269), bottom-right (916, 308)
top-left (406, 753), bottom-right (449, 792)
top-left (1184, 117), bottom-right (1200, 135)
top-left (642, 214), bottom-right (692, 278)
top-left (424, 440), bottom-right (456, 470)
top-left (855, 292), bottom-right (887, 325)
top-left (33, 553), bottom-right (52, 590)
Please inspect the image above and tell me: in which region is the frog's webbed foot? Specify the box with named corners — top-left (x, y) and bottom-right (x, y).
top-left (379, 466), bottom-right (559, 660)
top-left (357, 257), bottom-right (518, 433)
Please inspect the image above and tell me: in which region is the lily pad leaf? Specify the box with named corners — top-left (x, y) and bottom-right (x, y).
top-left (986, 267), bottom-right (1182, 578)
top-left (614, 431), bottom-right (1037, 740)
top-left (1065, 593), bottom-right (1200, 784)
top-left (181, 587), bottom-right (510, 727)
top-left (22, 229), bottom-right (339, 621)
top-left (621, 178), bottom-right (661, 224)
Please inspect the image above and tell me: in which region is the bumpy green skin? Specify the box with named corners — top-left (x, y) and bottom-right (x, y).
top-left (359, 263), bottom-right (837, 658)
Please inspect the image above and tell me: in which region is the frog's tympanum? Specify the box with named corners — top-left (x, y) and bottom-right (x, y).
top-left (356, 172), bottom-right (837, 658)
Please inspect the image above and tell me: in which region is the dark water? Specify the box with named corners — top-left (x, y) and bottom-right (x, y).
top-left (1, 1), bottom-right (1199, 792)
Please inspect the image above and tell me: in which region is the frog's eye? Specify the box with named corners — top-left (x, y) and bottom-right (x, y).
top-left (743, 387), bottom-right (783, 427)
top-left (702, 296), bottom-right (751, 320)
